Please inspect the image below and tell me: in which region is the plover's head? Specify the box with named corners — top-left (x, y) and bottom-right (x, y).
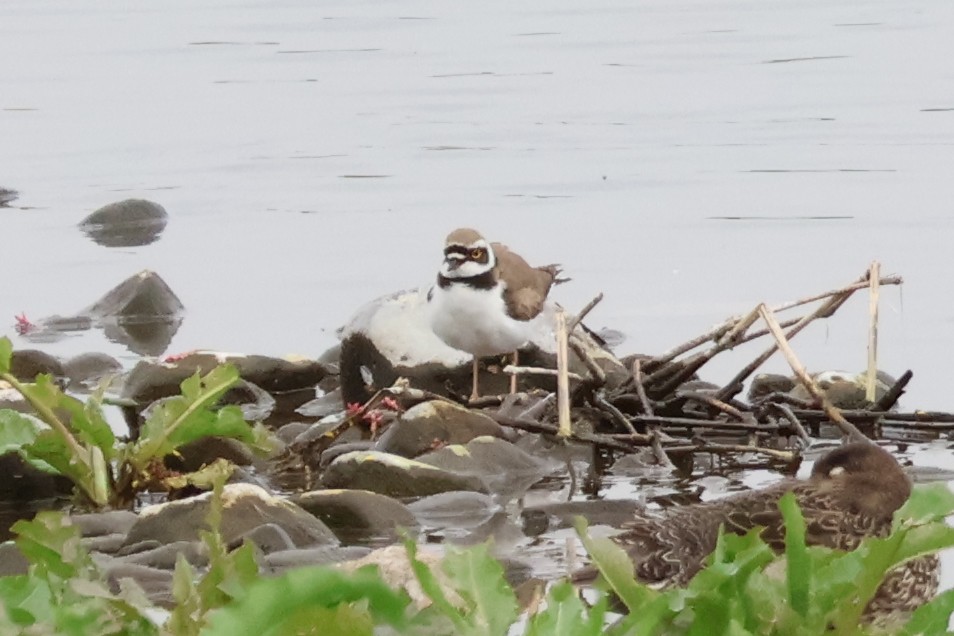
top-left (440, 228), bottom-right (496, 279)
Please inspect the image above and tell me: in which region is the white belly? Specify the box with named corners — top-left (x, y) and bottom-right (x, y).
top-left (429, 283), bottom-right (533, 356)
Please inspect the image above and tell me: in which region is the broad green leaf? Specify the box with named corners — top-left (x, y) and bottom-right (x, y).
top-left (0, 573), bottom-right (53, 626)
top-left (166, 555), bottom-right (201, 636)
top-left (0, 336), bottom-right (11, 372)
top-left (51, 385), bottom-right (116, 461)
top-left (12, 512), bottom-right (90, 580)
top-left (26, 430), bottom-right (94, 487)
top-left (892, 522), bottom-right (954, 566)
top-left (901, 587), bottom-right (954, 635)
top-left (130, 366), bottom-right (261, 469)
top-left (779, 493), bottom-right (810, 616)
top-left (0, 409), bottom-right (57, 473)
top-left (525, 580), bottom-right (605, 636)
top-left (896, 483), bottom-right (954, 528)
top-left (574, 517), bottom-right (659, 612)
top-left (162, 458), bottom-right (235, 491)
top-left (202, 565), bottom-right (410, 636)
top-left (441, 542), bottom-right (519, 635)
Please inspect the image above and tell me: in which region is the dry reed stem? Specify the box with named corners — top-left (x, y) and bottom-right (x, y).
top-left (567, 292), bottom-right (604, 332)
top-left (556, 309), bottom-right (571, 437)
top-left (757, 304), bottom-right (868, 442)
top-left (866, 262), bottom-right (881, 402)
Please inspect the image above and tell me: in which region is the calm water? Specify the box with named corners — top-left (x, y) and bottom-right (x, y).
top-left (2, 0), bottom-right (954, 588)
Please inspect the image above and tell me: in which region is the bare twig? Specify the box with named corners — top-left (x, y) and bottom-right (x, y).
top-left (770, 402), bottom-right (812, 445)
top-left (650, 274), bottom-right (902, 366)
top-left (714, 291), bottom-right (853, 402)
top-left (662, 443), bottom-right (797, 462)
top-left (866, 262), bottom-right (881, 402)
top-left (567, 292), bottom-right (604, 332)
top-left (631, 359), bottom-right (655, 416)
top-left (503, 365), bottom-right (585, 382)
top-left (675, 390), bottom-right (748, 421)
top-left (630, 359), bottom-right (674, 467)
top-left (567, 334), bottom-right (606, 386)
top-left (757, 304), bottom-right (868, 442)
top-left (874, 370), bottom-right (913, 412)
top-left (593, 391), bottom-right (640, 436)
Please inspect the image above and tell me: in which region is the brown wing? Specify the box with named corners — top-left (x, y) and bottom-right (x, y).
top-left (492, 242), bottom-right (562, 321)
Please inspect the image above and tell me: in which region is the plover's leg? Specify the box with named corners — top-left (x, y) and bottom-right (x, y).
top-left (470, 356), bottom-right (480, 402)
top-left (510, 350), bottom-right (519, 394)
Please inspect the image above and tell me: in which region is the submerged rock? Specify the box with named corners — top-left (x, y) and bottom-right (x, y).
top-left (293, 489), bottom-right (419, 542)
top-left (374, 400), bottom-right (506, 458)
top-left (416, 436), bottom-right (560, 496)
top-left (79, 199), bottom-right (168, 247)
top-left (122, 483), bottom-right (338, 549)
top-left (8, 349), bottom-right (64, 382)
top-left (320, 450), bottom-right (487, 497)
top-left (261, 545), bottom-right (372, 575)
top-left (406, 491), bottom-right (500, 529)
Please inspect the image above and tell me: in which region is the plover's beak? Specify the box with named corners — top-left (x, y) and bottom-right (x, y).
top-left (445, 256), bottom-right (463, 271)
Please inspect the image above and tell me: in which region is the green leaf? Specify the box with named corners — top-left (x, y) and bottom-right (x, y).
top-left (0, 410), bottom-right (58, 473)
top-left (162, 458), bottom-right (235, 491)
top-left (130, 365), bottom-right (266, 470)
top-left (12, 512), bottom-right (90, 580)
top-left (0, 573), bottom-right (54, 626)
top-left (0, 336), bottom-right (11, 373)
top-left (779, 492), bottom-right (810, 616)
top-left (901, 587), bottom-right (954, 635)
top-left (525, 580), bottom-right (605, 636)
top-left (440, 542), bottom-right (519, 635)
top-left (574, 516), bottom-right (659, 613)
top-left (202, 565), bottom-right (410, 636)
top-left (896, 483), bottom-right (954, 527)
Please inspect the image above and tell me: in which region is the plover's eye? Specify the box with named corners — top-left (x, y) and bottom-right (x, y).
top-left (471, 248), bottom-right (484, 259)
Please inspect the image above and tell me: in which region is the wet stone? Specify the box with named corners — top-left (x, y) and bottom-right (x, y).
top-left (72, 510), bottom-right (139, 537)
top-left (122, 484), bottom-right (339, 549)
top-left (116, 540), bottom-right (208, 569)
top-left (374, 400), bottom-right (505, 459)
top-left (295, 388), bottom-right (344, 419)
top-left (320, 450), bottom-right (487, 498)
top-left (236, 523), bottom-right (297, 554)
top-left (260, 545), bottom-right (372, 575)
top-left (80, 533), bottom-right (128, 555)
top-left (97, 560), bottom-right (175, 608)
top-left (275, 421), bottom-right (311, 445)
top-left (0, 453), bottom-right (73, 500)
top-left (0, 542), bottom-right (28, 576)
top-left (164, 435), bottom-right (256, 473)
top-left (416, 436), bottom-right (559, 496)
top-left (405, 491), bottom-right (500, 529)
top-left (292, 489), bottom-right (419, 542)
top-left (319, 441), bottom-right (375, 469)
top-left (63, 352), bottom-right (123, 390)
top-left (79, 198), bottom-right (169, 248)
top-left (9, 349), bottom-right (64, 382)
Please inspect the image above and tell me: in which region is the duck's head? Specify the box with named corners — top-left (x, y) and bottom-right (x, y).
top-left (440, 228), bottom-right (496, 279)
top-left (811, 442), bottom-right (911, 518)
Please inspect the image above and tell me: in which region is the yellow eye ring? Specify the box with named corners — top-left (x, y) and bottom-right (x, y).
top-left (471, 249), bottom-right (483, 259)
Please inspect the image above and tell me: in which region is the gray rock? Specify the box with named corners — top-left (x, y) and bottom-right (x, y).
top-left (293, 489), bottom-right (418, 542)
top-left (122, 484), bottom-right (338, 549)
top-left (80, 533), bottom-right (128, 554)
top-left (63, 352), bottom-right (123, 390)
top-left (0, 542), bottom-right (28, 575)
top-left (9, 349), bottom-right (64, 382)
top-left (318, 441), bottom-right (375, 469)
top-left (98, 560), bottom-right (175, 608)
top-left (296, 388), bottom-right (344, 418)
top-left (72, 510), bottom-right (139, 537)
top-left (116, 540), bottom-right (162, 556)
top-left (275, 421), bottom-right (311, 445)
top-left (416, 436), bottom-right (559, 496)
top-left (406, 491), bottom-right (500, 529)
top-left (375, 400), bottom-right (505, 458)
top-left (261, 546), bottom-right (371, 575)
top-left (163, 436), bottom-right (256, 473)
top-left (79, 199), bottom-right (168, 247)
top-left (0, 452), bottom-right (73, 500)
top-left (117, 540), bottom-right (208, 569)
top-left (122, 351), bottom-right (330, 411)
top-left (321, 451), bottom-right (486, 498)
top-left (236, 523), bottom-right (297, 554)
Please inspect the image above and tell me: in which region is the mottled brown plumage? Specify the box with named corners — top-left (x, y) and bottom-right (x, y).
top-left (575, 443), bottom-right (938, 619)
